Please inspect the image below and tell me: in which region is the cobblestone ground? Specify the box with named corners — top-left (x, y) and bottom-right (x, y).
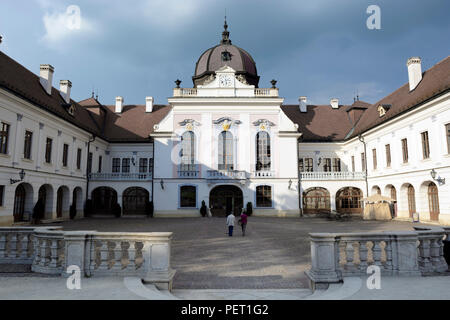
top-left (54, 216), bottom-right (427, 289)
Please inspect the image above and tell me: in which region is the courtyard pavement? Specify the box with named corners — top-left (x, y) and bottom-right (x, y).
top-left (43, 216), bottom-right (432, 290)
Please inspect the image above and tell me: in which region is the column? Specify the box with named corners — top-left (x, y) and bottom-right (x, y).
top-left (36, 123), bottom-right (44, 170)
top-left (12, 114), bottom-right (23, 166)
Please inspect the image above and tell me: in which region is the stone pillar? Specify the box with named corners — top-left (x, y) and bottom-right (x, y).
top-left (36, 123), bottom-right (44, 170)
top-left (63, 231), bottom-right (93, 277)
top-left (12, 114), bottom-right (23, 166)
top-left (390, 232), bottom-right (421, 276)
top-left (305, 233), bottom-right (341, 291)
top-left (142, 233), bottom-right (176, 291)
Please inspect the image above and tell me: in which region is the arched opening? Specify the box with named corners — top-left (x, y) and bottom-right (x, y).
top-left (209, 185), bottom-right (243, 217)
top-left (123, 187), bottom-right (149, 216)
top-left (56, 186), bottom-right (70, 218)
top-left (385, 185), bottom-right (397, 217)
top-left (256, 131), bottom-right (271, 171)
top-left (427, 182), bottom-right (439, 221)
top-left (38, 184), bottom-right (54, 219)
top-left (72, 187), bottom-right (83, 212)
top-left (336, 187), bottom-right (363, 214)
top-left (303, 187), bottom-right (330, 214)
top-left (14, 183), bottom-right (33, 222)
top-left (371, 186), bottom-right (381, 195)
top-left (91, 187), bottom-right (118, 215)
top-left (407, 184), bottom-right (416, 218)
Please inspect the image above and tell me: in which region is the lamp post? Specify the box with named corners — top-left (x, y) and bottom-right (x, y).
top-left (10, 169), bottom-right (25, 184)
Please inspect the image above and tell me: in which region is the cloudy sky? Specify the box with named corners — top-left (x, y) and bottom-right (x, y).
top-left (0, 0), bottom-right (449, 106)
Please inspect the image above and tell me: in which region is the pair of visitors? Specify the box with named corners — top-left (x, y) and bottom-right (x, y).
top-left (226, 212), bottom-right (248, 236)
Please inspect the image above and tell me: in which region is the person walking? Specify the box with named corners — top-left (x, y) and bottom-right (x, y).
top-left (239, 212), bottom-right (248, 236)
top-left (226, 212), bottom-right (235, 237)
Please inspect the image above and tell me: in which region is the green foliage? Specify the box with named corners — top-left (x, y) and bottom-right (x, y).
top-left (200, 200), bottom-right (207, 217)
top-left (246, 202), bottom-right (253, 216)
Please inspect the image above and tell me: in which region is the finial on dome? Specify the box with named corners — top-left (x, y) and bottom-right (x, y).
top-left (221, 14), bottom-right (231, 45)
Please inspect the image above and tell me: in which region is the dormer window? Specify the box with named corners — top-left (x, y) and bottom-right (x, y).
top-left (68, 105), bottom-right (75, 116)
top-left (221, 50), bottom-right (232, 62)
top-left (377, 104), bottom-right (391, 117)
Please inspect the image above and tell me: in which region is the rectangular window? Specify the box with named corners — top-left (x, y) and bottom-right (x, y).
top-left (112, 158), bottom-right (121, 173)
top-left (23, 131), bottom-right (33, 159)
top-left (0, 185), bottom-right (4, 207)
top-left (76, 148), bottom-right (82, 170)
top-left (122, 158), bottom-right (130, 173)
top-left (421, 131), bottom-right (430, 159)
top-left (0, 122), bottom-right (10, 154)
top-left (256, 185), bottom-right (272, 207)
top-left (98, 156), bottom-right (102, 173)
top-left (149, 158), bottom-right (154, 173)
top-left (361, 152), bottom-right (366, 171)
top-left (372, 149), bottom-right (377, 170)
top-left (298, 158), bottom-right (304, 172)
top-left (139, 158), bottom-right (148, 173)
top-left (323, 158), bottom-right (331, 172)
top-left (332, 158), bottom-right (341, 172)
top-left (385, 144), bottom-right (391, 167)
top-left (87, 152), bottom-right (93, 174)
top-left (180, 186), bottom-right (196, 208)
top-left (351, 156), bottom-right (355, 172)
top-left (401, 138), bottom-right (408, 163)
top-left (305, 158), bottom-right (313, 172)
top-left (45, 138), bottom-right (52, 163)
top-left (446, 123), bottom-right (450, 154)
top-left (62, 144), bottom-right (69, 167)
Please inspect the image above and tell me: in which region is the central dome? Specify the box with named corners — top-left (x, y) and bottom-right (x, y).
top-left (193, 20), bottom-right (260, 87)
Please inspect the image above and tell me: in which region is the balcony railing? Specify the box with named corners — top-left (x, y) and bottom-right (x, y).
top-left (252, 170), bottom-right (275, 178)
top-left (89, 172), bottom-right (152, 181)
top-left (299, 171), bottom-right (366, 181)
top-left (206, 170), bottom-right (247, 180)
top-left (178, 165), bottom-right (199, 178)
top-left (173, 87), bottom-right (279, 98)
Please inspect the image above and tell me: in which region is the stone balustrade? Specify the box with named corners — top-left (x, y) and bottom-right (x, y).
top-left (306, 227), bottom-right (449, 290)
top-left (252, 170), bottom-right (275, 178)
top-left (206, 170), bottom-right (247, 180)
top-left (0, 227), bottom-right (175, 290)
top-left (300, 171), bottom-right (366, 181)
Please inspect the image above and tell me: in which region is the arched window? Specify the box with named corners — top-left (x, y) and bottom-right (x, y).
top-left (256, 131), bottom-right (271, 171)
top-left (180, 186), bottom-right (197, 208)
top-left (218, 131), bottom-right (233, 170)
top-left (180, 131), bottom-right (195, 171)
top-left (256, 185), bottom-right (272, 208)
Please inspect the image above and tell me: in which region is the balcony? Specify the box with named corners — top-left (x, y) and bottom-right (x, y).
top-left (252, 170), bottom-right (275, 178)
top-left (178, 165), bottom-right (200, 178)
top-left (206, 170), bottom-right (247, 181)
top-left (299, 171), bottom-right (366, 181)
top-left (89, 172), bottom-right (152, 181)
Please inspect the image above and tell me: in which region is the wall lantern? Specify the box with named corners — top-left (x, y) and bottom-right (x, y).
top-left (430, 169), bottom-right (445, 184)
top-left (288, 179), bottom-right (293, 190)
top-left (10, 169), bottom-right (26, 184)
top-left (317, 157), bottom-right (322, 167)
top-left (160, 179), bottom-right (165, 190)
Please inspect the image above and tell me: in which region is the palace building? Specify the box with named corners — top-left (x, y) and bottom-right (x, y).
top-left (0, 22), bottom-right (449, 226)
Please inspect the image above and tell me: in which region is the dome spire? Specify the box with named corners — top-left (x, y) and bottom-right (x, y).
top-left (221, 14), bottom-right (231, 45)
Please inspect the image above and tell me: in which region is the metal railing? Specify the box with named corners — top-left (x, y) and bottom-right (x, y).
top-left (89, 172), bottom-right (152, 181)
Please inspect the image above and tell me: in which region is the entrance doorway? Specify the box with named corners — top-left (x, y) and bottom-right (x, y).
top-left (209, 185), bottom-right (243, 217)
top-left (123, 187), bottom-right (149, 215)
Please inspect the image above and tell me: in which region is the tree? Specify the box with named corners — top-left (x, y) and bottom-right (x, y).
top-left (246, 202), bottom-right (253, 216)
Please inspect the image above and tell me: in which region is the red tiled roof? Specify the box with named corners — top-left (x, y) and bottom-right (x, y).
top-left (349, 56), bottom-right (450, 138)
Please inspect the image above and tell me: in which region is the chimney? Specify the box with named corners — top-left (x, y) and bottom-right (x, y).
top-left (146, 96), bottom-right (154, 113)
top-left (407, 57), bottom-right (422, 91)
top-left (299, 96), bottom-right (307, 113)
top-left (115, 96), bottom-right (124, 113)
top-left (330, 98), bottom-right (339, 109)
top-left (59, 80), bottom-right (72, 104)
top-left (39, 64), bottom-right (54, 95)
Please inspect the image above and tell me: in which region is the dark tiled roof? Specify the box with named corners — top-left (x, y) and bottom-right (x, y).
top-left (100, 104), bottom-right (172, 142)
top-left (281, 104), bottom-right (356, 142)
top-left (0, 51), bottom-right (101, 137)
top-left (349, 56), bottom-right (450, 138)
